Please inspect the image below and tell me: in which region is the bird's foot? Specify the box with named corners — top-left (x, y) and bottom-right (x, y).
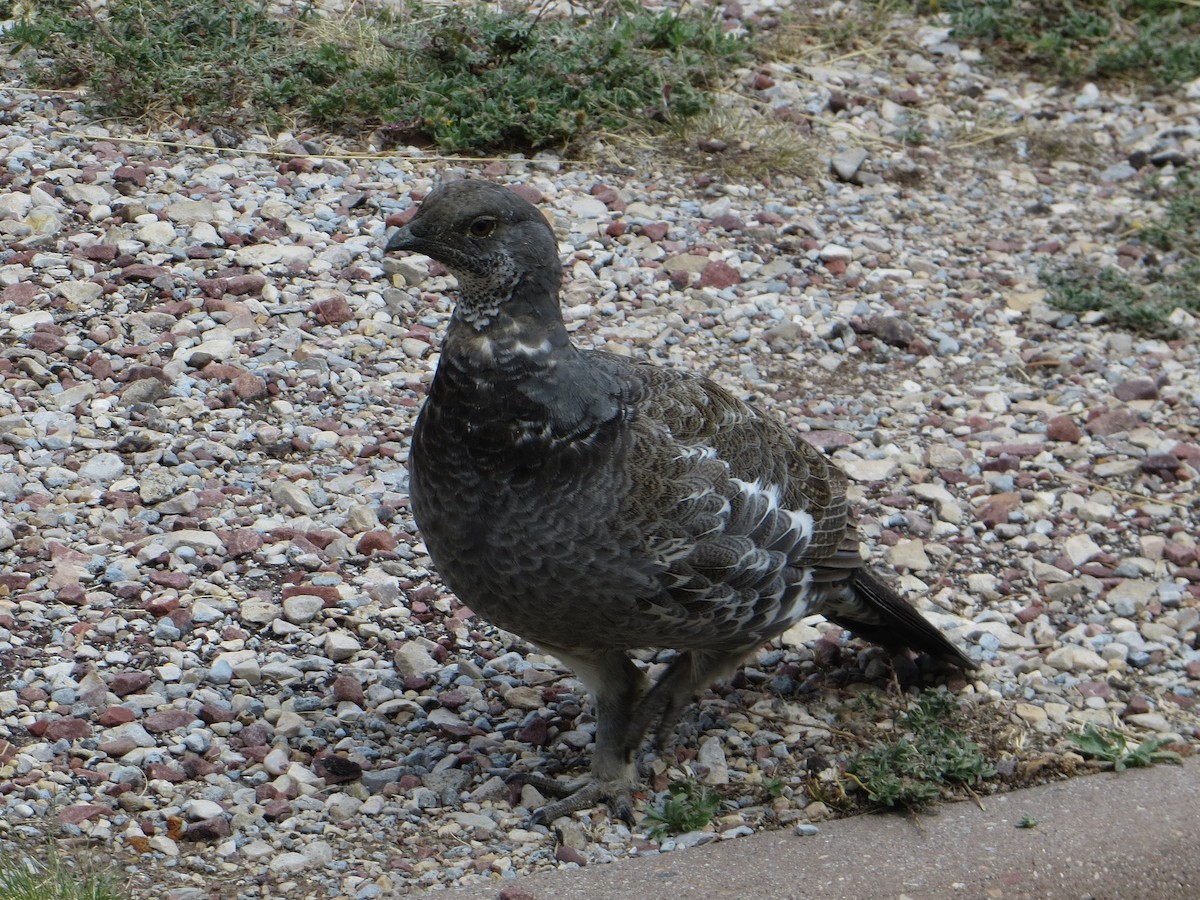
top-left (513, 772), bottom-right (636, 826)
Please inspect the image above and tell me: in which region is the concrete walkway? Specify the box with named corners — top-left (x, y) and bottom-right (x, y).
top-left (440, 757), bottom-right (1199, 899)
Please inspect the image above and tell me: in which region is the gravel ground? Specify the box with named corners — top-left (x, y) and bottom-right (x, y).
top-left (1, 3), bottom-right (1198, 898)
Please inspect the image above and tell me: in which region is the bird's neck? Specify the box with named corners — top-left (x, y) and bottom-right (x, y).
top-left (442, 271), bottom-right (572, 375)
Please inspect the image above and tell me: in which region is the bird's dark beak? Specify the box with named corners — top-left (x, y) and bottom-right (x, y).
top-left (384, 224), bottom-right (417, 253)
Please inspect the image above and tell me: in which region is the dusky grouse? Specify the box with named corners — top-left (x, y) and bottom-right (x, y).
top-left (384, 179), bottom-right (972, 823)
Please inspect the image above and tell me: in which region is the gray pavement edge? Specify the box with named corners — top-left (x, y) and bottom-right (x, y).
top-left (437, 756), bottom-right (1199, 899)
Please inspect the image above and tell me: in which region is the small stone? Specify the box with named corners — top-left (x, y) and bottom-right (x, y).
top-left (1045, 645), bottom-right (1107, 672)
top-left (830, 148), bottom-right (869, 182)
top-left (838, 455), bottom-right (897, 482)
top-left (394, 642), bottom-right (440, 677)
top-left (144, 709), bottom-right (199, 733)
top-left (1113, 378), bottom-right (1159, 402)
top-left (332, 675), bottom-right (364, 704)
top-left (697, 735), bottom-right (729, 785)
top-left (240, 599), bottom-right (282, 626)
top-left (282, 594), bottom-right (325, 624)
top-left (867, 315), bottom-right (914, 347)
top-left (183, 799), bottom-right (224, 821)
top-left (1046, 415), bottom-right (1082, 442)
top-left (311, 296), bottom-right (354, 326)
top-left (886, 539), bottom-right (931, 571)
top-left (324, 631), bottom-right (361, 662)
top-left (1064, 534), bottom-right (1103, 568)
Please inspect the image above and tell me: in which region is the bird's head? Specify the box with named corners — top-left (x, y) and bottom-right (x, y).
top-left (384, 180), bottom-right (561, 329)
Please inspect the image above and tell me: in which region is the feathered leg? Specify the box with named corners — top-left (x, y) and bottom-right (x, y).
top-left (624, 648), bottom-right (750, 755)
top-left (522, 647), bottom-right (648, 824)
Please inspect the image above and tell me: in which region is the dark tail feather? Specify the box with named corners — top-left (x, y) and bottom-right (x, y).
top-left (822, 568), bottom-right (974, 670)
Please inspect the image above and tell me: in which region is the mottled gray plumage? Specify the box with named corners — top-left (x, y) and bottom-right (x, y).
top-left (385, 179), bottom-right (972, 822)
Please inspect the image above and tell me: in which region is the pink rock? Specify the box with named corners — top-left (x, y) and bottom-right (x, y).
top-left (508, 184), bottom-right (544, 204)
top-left (43, 717), bottom-right (94, 742)
top-left (974, 492), bottom-right (1020, 527)
top-left (222, 529), bottom-right (263, 557)
top-left (199, 702), bottom-right (235, 725)
top-left (311, 296), bottom-right (354, 326)
top-left (1086, 408), bottom-right (1139, 436)
top-left (184, 817), bottom-right (231, 841)
top-left (357, 530), bottom-right (398, 556)
top-left (698, 259), bottom-right (741, 289)
top-left (1113, 378), bottom-right (1158, 401)
top-left (234, 372), bottom-right (268, 400)
top-left (143, 709), bottom-right (199, 733)
top-left (27, 332), bottom-right (67, 353)
top-left (555, 845), bottom-right (587, 866)
top-left (59, 804), bottom-right (111, 825)
top-left (1164, 542), bottom-right (1197, 566)
top-left (281, 584), bottom-right (341, 605)
top-left (640, 222), bottom-right (669, 241)
top-left (119, 264), bottom-right (169, 283)
top-left (109, 672), bottom-right (152, 696)
top-left (113, 165), bottom-right (148, 186)
top-left (224, 274), bottom-right (266, 295)
top-left (1046, 415), bottom-right (1082, 443)
top-left (1, 282), bottom-right (39, 304)
top-left (149, 571), bottom-right (189, 589)
top-left (98, 706), bottom-right (136, 726)
top-left (332, 675), bottom-right (364, 704)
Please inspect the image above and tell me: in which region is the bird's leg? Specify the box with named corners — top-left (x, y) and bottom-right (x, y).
top-left (624, 649), bottom-right (750, 756)
top-left (524, 648), bottom-right (649, 825)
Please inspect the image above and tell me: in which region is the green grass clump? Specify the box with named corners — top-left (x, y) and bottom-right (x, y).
top-left (645, 779), bottom-right (722, 840)
top-left (845, 691), bottom-right (994, 809)
top-left (935, 0), bottom-right (1200, 85)
top-left (1043, 170), bottom-right (1200, 337)
top-left (1068, 723), bottom-right (1184, 771)
top-left (4, 0), bottom-right (741, 153)
top-left (0, 846), bottom-right (126, 900)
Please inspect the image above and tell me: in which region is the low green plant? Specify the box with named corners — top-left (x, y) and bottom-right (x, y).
top-left (1016, 812), bottom-right (1038, 828)
top-left (4, 0), bottom-right (741, 153)
top-left (1068, 723), bottom-right (1184, 771)
top-left (934, 0), bottom-right (1200, 85)
top-left (0, 845), bottom-right (126, 900)
top-left (1043, 168), bottom-right (1200, 336)
top-left (645, 779), bottom-right (722, 840)
top-left (1141, 170), bottom-right (1200, 255)
top-left (845, 691), bottom-right (994, 809)
top-left (761, 775), bottom-right (787, 799)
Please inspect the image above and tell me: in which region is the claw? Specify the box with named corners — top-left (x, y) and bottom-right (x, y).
top-left (514, 773), bottom-right (637, 826)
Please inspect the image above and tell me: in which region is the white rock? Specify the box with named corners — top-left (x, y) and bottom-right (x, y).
top-left (886, 539), bottom-right (931, 571)
top-left (1045, 645), bottom-right (1107, 672)
top-left (982, 391), bottom-right (1009, 413)
top-left (78, 452), bottom-right (126, 484)
top-left (138, 220), bottom-right (178, 246)
top-left (183, 798), bottom-right (224, 821)
top-left (271, 481), bottom-right (319, 515)
top-left (235, 244), bottom-right (284, 267)
top-left (8, 310), bottom-right (54, 332)
top-left (283, 594), bottom-right (325, 624)
top-left (394, 641), bottom-right (440, 677)
top-left (159, 530), bottom-right (224, 553)
top-left (1064, 534), bottom-right (1103, 567)
top-left (697, 735), bottom-right (729, 785)
top-left (324, 631), bottom-right (361, 662)
top-left (837, 455), bottom-right (897, 482)
top-left (326, 793), bottom-right (363, 821)
top-left (268, 851), bottom-right (311, 872)
top-left (58, 281), bottom-right (103, 305)
top-left (241, 599), bottom-right (282, 626)
top-left (818, 243), bottom-right (853, 262)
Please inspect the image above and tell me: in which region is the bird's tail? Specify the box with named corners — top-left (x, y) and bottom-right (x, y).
top-left (820, 567), bottom-right (974, 670)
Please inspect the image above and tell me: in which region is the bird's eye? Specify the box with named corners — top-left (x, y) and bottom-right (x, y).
top-left (467, 217), bottom-right (496, 238)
